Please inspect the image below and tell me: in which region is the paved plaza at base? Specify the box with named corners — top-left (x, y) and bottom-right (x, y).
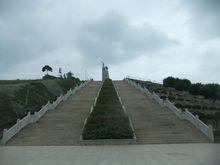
top-left (1, 143), bottom-right (220, 165)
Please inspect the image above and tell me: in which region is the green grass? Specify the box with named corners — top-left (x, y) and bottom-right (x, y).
top-left (42, 75), bottom-right (58, 80)
top-left (0, 77), bottom-right (82, 134)
top-left (82, 79), bottom-right (133, 140)
top-left (14, 82), bottom-right (57, 112)
top-left (14, 78), bottom-right (81, 111)
top-left (0, 79), bottom-right (41, 85)
top-left (0, 93), bottom-right (19, 125)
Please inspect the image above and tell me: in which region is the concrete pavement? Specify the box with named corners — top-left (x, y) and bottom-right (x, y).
top-left (0, 143), bottom-right (220, 165)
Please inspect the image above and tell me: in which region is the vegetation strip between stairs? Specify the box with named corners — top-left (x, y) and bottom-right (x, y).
top-left (80, 79), bottom-right (135, 144)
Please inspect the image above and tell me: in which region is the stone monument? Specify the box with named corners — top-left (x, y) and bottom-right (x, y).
top-left (102, 62), bottom-right (109, 81)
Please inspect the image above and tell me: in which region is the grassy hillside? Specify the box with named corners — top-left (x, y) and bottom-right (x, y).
top-left (82, 79), bottom-right (133, 140)
top-left (14, 82), bottom-right (57, 111)
top-left (0, 77), bottom-right (81, 136)
top-left (0, 93), bottom-right (18, 125)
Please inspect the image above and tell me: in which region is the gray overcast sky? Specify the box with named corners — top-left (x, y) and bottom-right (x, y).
top-left (0, 0), bottom-right (220, 83)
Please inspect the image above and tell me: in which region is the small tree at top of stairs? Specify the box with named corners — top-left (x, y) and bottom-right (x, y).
top-left (42, 65), bottom-right (53, 75)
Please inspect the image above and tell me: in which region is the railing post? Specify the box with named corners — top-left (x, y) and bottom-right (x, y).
top-left (208, 124), bottom-right (214, 142)
top-left (89, 106), bottom-right (94, 114)
top-left (34, 111), bottom-right (38, 123)
top-left (60, 94), bottom-right (64, 101)
top-left (1, 129), bottom-right (8, 145)
top-left (27, 112), bottom-right (31, 123)
top-left (94, 97), bottom-right (97, 106)
top-left (48, 101), bottom-right (52, 110)
top-left (181, 109), bottom-right (186, 119)
top-left (16, 119), bottom-right (21, 133)
top-left (195, 115), bottom-right (200, 129)
top-left (51, 101), bottom-right (55, 110)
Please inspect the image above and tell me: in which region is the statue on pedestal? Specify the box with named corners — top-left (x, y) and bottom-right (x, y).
top-left (102, 62), bottom-right (109, 81)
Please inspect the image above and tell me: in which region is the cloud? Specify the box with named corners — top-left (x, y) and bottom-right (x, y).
top-left (0, 1), bottom-right (48, 69)
top-left (0, 0), bottom-right (219, 83)
top-left (195, 40), bottom-right (220, 83)
top-left (182, 0), bottom-right (220, 40)
top-left (0, 0), bottom-right (80, 77)
top-left (74, 11), bottom-right (178, 65)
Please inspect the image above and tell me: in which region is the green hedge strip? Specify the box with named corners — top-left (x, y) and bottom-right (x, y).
top-left (82, 79), bottom-right (133, 140)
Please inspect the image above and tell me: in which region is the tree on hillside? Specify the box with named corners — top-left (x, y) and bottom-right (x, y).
top-left (189, 83), bottom-right (203, 95)
top-left (163, 77), bottom-right (176, 88)
top-left (163, 77), bottom-right (191, 91)
top-left (164, 76), bottom-right (220, 102)
top-left (205, 84), bottom-right (220, 103)
top-left (175, 79), bottom-right (191, 91)
top-left (42, 65), bottom-right (53, 75)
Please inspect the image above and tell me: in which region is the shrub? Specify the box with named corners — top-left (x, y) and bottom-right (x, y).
top-left (192, 104), bottom-right (202, 109)
top-left (160, 90), bottom-right (167, 94)
top-left (82, 79), bottom-right (133, 140)
top-left (202, 106), bottom-right (208, 110)
top-left (177, 97), bottom-right (184, 101)
top-left (196, 112), bottom-right (214, 121)
top-left (160, 95), bottom-right (167, 99)
top-left (184, 104), bottom-right (193, 109)
top-left (209, 106), bottom-right (217, 110)
top-left (175, 103), bottom-right (184, 109)
top-left (163, 77), bottom-right (191, 91)
top-left (42, 75), bottom-right (57, 80)
top-left (168, 95), bottom-right (175, 100)
top-left (164, 77), bottom-right (220, 100)
top-left (56, 78), bottom-right (81, 92)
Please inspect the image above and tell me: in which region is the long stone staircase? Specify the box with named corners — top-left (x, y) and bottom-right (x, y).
top-left (7, 81), bottom-right (101, 146)
top-left (114, 81), bottom-right (209, 144)
top-left (6, 80), bottom-right (210, 146)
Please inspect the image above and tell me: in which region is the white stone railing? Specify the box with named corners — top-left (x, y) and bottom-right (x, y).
top-left (164, 99), bottom-right (183, 119)
top-left (181, 109), bottom-right (214, 141)
top-left (0, 80), bottom-right (90, 145)
top-left (124, 78), bottom-right (214, 142)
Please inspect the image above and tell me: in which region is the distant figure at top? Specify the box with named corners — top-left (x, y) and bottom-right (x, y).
top-left (102, 62), bottom-right (109, 81)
